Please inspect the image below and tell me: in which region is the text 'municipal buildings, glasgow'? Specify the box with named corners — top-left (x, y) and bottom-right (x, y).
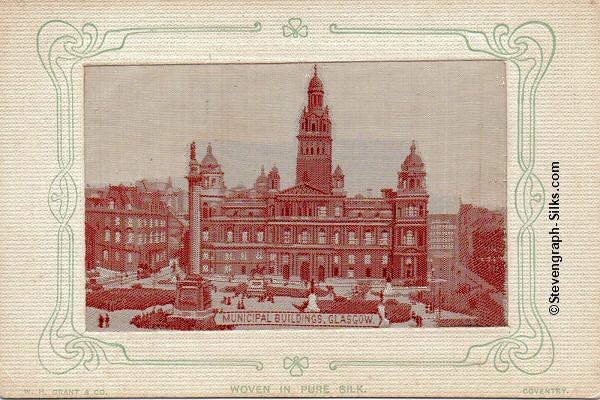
top-left (187, 65), bottom-right (429, 285)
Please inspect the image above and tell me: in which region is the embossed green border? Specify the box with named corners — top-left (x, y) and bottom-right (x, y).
top-left (36, 20), bottom-right (264, 374)
top-left (37, 19), bottom-right (555, 376)
top-left (326, 21), bottom-right (556, 375)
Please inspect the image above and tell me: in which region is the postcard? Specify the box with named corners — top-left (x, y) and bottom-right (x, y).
top-left (1, 0), bottom-right (599, 398)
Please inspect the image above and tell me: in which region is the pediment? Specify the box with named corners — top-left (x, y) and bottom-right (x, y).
top-left (279, 183), bottom-right (327, 196)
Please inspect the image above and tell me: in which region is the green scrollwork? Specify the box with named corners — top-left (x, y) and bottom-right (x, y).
top-left (328, 21), bottom-right (556, 375)
top-left (37, 20), bottom-right (263, 374)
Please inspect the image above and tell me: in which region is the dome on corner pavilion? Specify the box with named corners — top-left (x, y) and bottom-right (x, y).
top-left (402, 142), bottom-right (424, 168)
top-left (200, 143), bottom-right (220, 169)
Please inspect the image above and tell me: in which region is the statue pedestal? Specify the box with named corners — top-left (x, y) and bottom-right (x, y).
top-left (305, 293), bottom-right (320, 312)
top-left (378, 303), bottom-right (390, 327)
top-left (384, 282), bottom-right (393, 295)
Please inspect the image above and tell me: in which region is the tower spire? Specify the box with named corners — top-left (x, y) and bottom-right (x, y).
top-left (296, 64), bottom-right (333, 193)
top-left (190, 141), bottom-right (196, 160)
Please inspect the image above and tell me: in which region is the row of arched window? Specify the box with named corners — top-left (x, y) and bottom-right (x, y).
top-left (400, 177), bottom-right (425, 190)
top-left (103, 229), bottom-right (166, 244)
top-left (202, 228), bottom-right (264, 243)
top-left (301, 118), bottom-right (329, 132)
top-left (300, 143), bottom-right (329, 156)
top-left (100, 249), bottom-right (166, 264)
top-left (277, 228), bottom-right (390, 246)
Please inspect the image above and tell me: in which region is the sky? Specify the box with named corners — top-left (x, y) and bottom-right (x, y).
top-left (84, 61), bottom-right (506, 213)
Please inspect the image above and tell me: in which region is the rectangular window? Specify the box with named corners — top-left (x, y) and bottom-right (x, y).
top-left (335, 206), bottom-right (342, 217)
top-left (318, 206), bottom-right (327, 217)
top-left (364, 231), bottom-right (373, 245)
top-left (382, 255), bottom-right (389, 264)
top-left (380, 231), bottom-right (389, 245)
top-left (333, 255), bottom-right (340, 264)
top-left (202, 230), bottom-right (209, 242)
top-left (242, 231), bottom-right (249, 242)
top-left (318, 231), bottom-right (326, 244)
top-left (257, 231), bottom-right (264, 242)
top-left (348, 231), bottom-right (357, 245)
top-left (348, 254), bottom-right (356, 264)
top-left (300, 230), bottom-right (309, 244)
top-left (240, 252), bottom-right (247, 261)
top-left (365, 254), bottom-right (372, 264)
top-left (203, 252), bottom-right (209, 260)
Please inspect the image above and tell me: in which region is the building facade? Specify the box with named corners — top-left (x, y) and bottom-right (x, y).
top-left (427, 213), bottom-right (458, 287)
top-left (457, 203), bottom-right (506, 293)
top-left (135, 177), bottom-right (187, 219)
top-left (186, 65), bottom-right (429, 285)
top-left (135, 178), bottom-right (187, 262)
top-left (85, 185), bottom-right (171, 273)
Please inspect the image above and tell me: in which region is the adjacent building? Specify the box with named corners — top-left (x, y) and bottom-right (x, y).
top-left (427, 214), bottom-right (458, 286)
top-left (135, 177), bottom-right (187, 219)
top-left (135, 178), bottom-right (187, 261)
top-left (457, 203), bottom-right (506, 292)
top-left (186, 65), bottom-right (429, 285)
top-left (85, 185), bottom-right (171, 273)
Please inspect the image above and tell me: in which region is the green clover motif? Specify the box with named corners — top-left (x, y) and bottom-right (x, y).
top-left (283, 18), bottom-right (308, 38)
top-left (283, 356), bottom-right (309, 376)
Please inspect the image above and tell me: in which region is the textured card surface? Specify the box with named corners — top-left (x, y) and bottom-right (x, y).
top-left (1, 1), bottom-right (599, 398)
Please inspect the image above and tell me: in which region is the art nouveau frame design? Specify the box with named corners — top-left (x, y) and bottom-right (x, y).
top-left (36, 19), bottom-right (555, 377)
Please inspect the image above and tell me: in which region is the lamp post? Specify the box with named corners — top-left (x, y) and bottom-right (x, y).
top-left (429, 265), bottom-right (447, 326)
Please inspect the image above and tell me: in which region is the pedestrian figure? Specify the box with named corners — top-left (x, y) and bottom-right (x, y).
top-left (98, 313), bottom-right (104, 328)
top-left (105, 313), bottom-right (110, 328)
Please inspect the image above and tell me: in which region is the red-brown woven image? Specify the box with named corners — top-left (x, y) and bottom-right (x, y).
top-left (85, 62), bottom-right (506, 330)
